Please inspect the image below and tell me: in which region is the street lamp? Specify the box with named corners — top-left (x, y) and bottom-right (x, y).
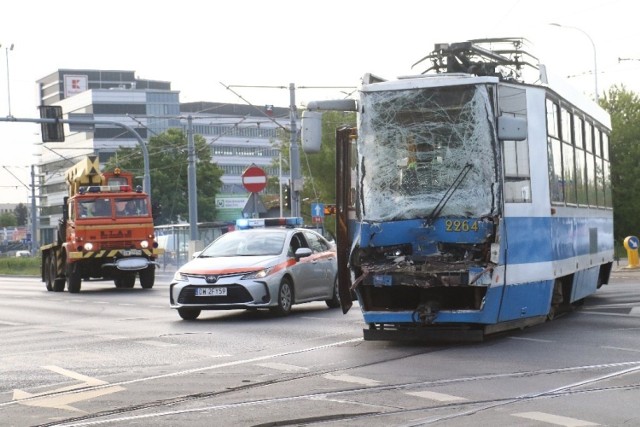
top-left (549, 23), bottom-right (598, 101)
top-left (2, 43), bottom-right (14, 116)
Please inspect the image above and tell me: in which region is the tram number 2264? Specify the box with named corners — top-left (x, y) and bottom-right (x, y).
top-left (444, 219), bottom-right (479, 232)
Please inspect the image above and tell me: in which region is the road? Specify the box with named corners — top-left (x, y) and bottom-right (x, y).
top-left (1, 266), bottom-right (640, 426)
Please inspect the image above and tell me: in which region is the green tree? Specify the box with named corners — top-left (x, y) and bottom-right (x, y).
top-left (600, 85), bottom-right (640, 242)
top-left (14, 203), bottom-right (28, 226)
top-left (0, 212), bottom-right (17, 227)
top-left (105, 128), bottom-right (224, 225)
top-left (296, 110), bottom-right (356, 229)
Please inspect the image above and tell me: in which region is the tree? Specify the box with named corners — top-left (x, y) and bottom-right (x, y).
top-left (14, 203), bottom-right (28, 226)
top-left (297, 110), bottom-right (356, 228)
top-left (600, 85), bottom-right (640, 242)
top-left (0, 212), bottom-right (17, 227)
top-left (105, 128), bottom-right (224, 225)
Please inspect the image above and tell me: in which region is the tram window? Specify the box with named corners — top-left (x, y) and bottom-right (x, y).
top-left (560, 108), bottom-right (572, 143)
top-left (585, 122), bottom-right (594, 154)
top-left (595, 156), bottom-right (604, 207)
top-left (603, 161), bottom-right (612, 207)
top-left (501, 85), bottom-right (531, 203)
top-left (562, 141), bottom-right (577, 205)
top-left (586, 151), bottom-right (597, 207)
top-left (575, 147), bottom-right (588, 205)
top-left (574, 117), bottom-right (584, 150)
top-left (548, 137), bottom-right (564, 203)
top-left (546, 100), bottom-right (560, 138)
top-left (602, 132), bottom-right (609, 161)
top-left (594, 131), bottom-right (602, 157)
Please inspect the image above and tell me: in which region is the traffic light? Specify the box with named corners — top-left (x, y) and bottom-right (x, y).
top-left (324, 204), bottom-right (336, 215)
top-left (283, 184), bottom-right (291, 208)
top-left (39, 105), bottom-right (65, 142)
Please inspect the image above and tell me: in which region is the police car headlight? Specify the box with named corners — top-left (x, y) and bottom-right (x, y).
top-left (242, 267), bottom-right (272, 280)
top-left (83, 242), bottom-right (94, 251)
top-left (140, 240), bottom-right (149, 249)
top-left (173, 271), bottom-right (188, 282)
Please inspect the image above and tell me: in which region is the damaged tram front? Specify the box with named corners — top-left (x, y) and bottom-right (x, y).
top-left (304, 39), bottom-right (613, 342)
top-left (351, 75), bottom-right (509, 341)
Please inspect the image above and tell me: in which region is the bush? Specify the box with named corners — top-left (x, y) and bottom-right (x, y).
top-left (0, 256), bottom-right (40, 276)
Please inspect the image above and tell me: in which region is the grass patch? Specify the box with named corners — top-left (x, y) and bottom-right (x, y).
top-left (0, 256), bottom-right (40, 276)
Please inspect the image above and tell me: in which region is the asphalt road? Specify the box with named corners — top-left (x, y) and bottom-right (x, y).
top-left (1, 264), bottom-right (640, 426)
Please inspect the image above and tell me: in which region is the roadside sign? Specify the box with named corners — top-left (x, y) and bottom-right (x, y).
top-left (241, 165), bottom-right (267, 193)
top-left (311, 203), bottom-right (324, 218)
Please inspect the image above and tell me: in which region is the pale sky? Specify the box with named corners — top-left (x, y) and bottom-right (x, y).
top-left (0, 0), bottom-right (637, 204)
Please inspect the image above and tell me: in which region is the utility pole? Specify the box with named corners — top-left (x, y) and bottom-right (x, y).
top-left (289, 83), bottom-right (301, 218)
top-left (30, 164), bottom-right (38, 253)
top-left (186, 115), bottom-right (198, 242)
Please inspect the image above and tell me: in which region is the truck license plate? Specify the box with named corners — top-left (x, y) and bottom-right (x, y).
top-left (121, 249), bottom-right (142, 256)
top-left (196, 287), bottom-right (227, 296)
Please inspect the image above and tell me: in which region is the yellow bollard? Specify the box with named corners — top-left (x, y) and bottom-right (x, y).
top-left (623, 236), bottom-right (640, 269)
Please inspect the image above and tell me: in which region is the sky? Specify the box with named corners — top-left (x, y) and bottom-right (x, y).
top-left (0, 0), bottom-right (637, 204)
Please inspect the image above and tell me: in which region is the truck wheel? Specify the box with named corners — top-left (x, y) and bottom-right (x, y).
top-left (178, 308), bottom-right (200, 320)
top-left (121, 273), bottom-right (136, 288)
top-left (139, 265), bottom-right (155, 289)
top-left (67, 263), bottom-right (82, 293)
top-left (51, 254), bottom-right (65, 292)
top-left (44, 254), bottom-right (53, 291)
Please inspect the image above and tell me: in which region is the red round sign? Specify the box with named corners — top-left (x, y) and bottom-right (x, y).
top-left (241, 165), bottom-right (267, 193)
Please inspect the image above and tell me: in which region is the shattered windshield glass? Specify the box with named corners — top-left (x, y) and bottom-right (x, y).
top-left (358, 84), bottom-right (498, 221)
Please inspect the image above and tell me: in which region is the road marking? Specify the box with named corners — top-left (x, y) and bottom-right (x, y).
top-left (139, 340), bottom-right (177, 347)
top-left (601, 345), bottom-right (640, 353)
top-left (512, 411), bottom-right (599, 426)
top-left (406, 390), bottom-right (466, 402)
top-left (509, 336), bottom-right (554, 343)
top-left (629, 307), bottom-right (640, 316)
top-left (0, 320), bottom-right (23, 326)
top-left (323, 373), bottom-right (381, 386)
top-left (12, 365), bottom-right (125, 412)
top-left (256, 362), bottom-right (309, 372)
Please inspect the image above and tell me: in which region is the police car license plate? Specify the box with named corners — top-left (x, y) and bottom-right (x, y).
top-left (196, 287), bottom-right (227, 296)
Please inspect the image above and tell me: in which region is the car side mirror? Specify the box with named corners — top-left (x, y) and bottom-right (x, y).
top-left (295, 247), bottom-right (312, 260)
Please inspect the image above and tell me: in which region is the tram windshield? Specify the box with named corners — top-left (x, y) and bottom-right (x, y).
top-left (358, 84), bottom-right (499, 221)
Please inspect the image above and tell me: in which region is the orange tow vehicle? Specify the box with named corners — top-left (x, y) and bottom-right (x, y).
top-left (41, 155), bottom-right (163, 293)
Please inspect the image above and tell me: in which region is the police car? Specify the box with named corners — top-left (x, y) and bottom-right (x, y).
top-left (169, 218), bottom-right (339, 320)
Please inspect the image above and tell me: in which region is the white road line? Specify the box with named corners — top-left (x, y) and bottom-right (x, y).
top-left (629, 307), bottom-right (640, 316)
top-left (406, 390), bottom-right (466, 402)
top-left (323, 373), bottom-right (381, 386)
top-left (256, 362), bottom-right (309, 372)
top-left (509, 336), bottom-right (554, 343)
top-left (138, 340), bottom-right (177, 348)
top-left (0, 320), bottom-right (23, 326)
top-left (601, 346), bottom-right (640, 353)
top-left (513, 411), bottom-right (599, 426)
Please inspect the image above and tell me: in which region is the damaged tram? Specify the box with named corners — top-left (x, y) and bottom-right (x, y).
top-left (303, 39), bottom-right (613, 341)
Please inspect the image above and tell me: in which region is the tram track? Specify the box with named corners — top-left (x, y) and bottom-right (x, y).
top-left (27, 354), bottom-right (640, 427)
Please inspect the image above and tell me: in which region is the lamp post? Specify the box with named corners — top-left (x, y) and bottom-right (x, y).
top-left (549, 23), bottom-right (598, 101)
top-left (2, 43), bottom-right (14, 116)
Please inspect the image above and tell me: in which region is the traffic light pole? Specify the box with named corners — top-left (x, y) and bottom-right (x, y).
top-left (0, 116), bottom-right (151, 195)
top-left (289, 83), bottom-right (301, 218)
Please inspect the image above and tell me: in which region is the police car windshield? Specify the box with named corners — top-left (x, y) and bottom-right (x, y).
top-left (200, 230), bottom-right (286, 257)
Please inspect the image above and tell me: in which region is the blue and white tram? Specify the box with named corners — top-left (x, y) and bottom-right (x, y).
top-left (304, 39), bottom-right (613, 342)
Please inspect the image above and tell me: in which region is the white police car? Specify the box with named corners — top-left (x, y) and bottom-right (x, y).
top-left (169, 218), bottom-right (339, 320)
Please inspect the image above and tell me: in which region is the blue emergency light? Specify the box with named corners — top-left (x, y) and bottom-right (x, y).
top-left (235, 217), bottom-right (303, 229)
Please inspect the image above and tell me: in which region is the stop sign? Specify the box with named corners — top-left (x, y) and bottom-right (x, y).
top-left (241, 165), bottom-right (267, 193)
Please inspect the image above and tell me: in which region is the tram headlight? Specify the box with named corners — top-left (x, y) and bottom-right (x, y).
top-left (83, 242), bottom-right (94, 251)
top-left (140, 240), bottom-right (149, 249)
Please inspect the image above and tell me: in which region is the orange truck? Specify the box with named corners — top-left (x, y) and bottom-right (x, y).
top-left (41, 155), bottom-right (163, 293)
